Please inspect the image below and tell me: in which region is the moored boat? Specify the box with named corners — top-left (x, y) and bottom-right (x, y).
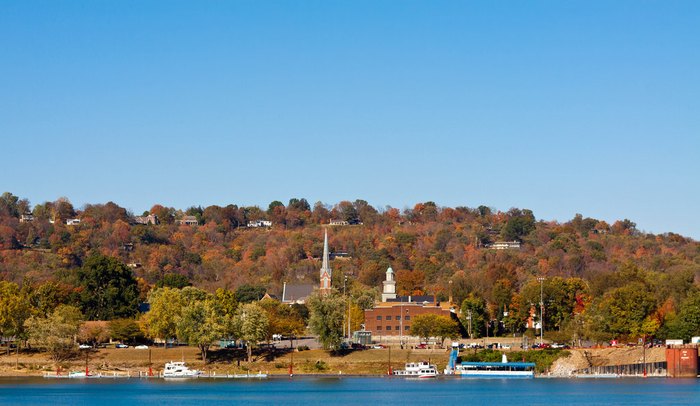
top-left (455, 354), bottom-right (535, 378)
top-left (393, 361), bottom-right (438, 378)
top-left (163, 361), bottom-right (202, 378)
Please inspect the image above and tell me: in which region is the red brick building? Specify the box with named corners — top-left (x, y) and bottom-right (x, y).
top-left (364, 302), bottom-right (455, 337)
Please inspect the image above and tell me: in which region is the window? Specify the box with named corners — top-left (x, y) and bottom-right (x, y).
top-left (376, 316), bottom-right (382, 320)
top-left (386, 316), bottom-right (392, 321)
top-left (396, 316), bottom-right (401, 321)
top-left (386, 326), bottom-right (391, 331)
top-left (405, 315), bottom-right (410, 320)
top-left (395, 326), bottom-right (400, 331)
top-left (405, 326), bottom-right (410, 331)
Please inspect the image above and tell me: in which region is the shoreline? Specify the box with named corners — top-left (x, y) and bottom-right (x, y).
top-left (0, 346), bottom-right (669, 378)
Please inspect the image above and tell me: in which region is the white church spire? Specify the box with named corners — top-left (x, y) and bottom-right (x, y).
top-left (320, 229), bottom-right (332, 295)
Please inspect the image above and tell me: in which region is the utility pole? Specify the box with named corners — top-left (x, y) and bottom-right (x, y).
top-left (347, 279), bottom-right (351, 342)
top-left (344, 275), bottom-right (351, 342)
top-left (467, 309), bottom-right (472, 339)
top-left (538, 276), bottom-right (545, 345)
top-left (399, 302), bottom-right (403, 346)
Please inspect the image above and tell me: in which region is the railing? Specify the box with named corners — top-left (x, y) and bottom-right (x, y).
top-left (574, 361), bottom-right (667, 377)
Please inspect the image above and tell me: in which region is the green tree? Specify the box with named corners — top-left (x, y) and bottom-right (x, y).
top-left (108, 319), bottom-right (143, 343)
top-left (77, 254), bottom-right (139, 320)
top-left (0, 192), bottom-right (20, 217)
top-left (663, 290), bottom-right (700, 341)
top-left (433, 315), bottom-right (460, 346)
top-left (235, 284), bottom-right (266, 303)
top-left (598, 282), bottom-right (657, 338)
top-left (156, 273), bottom-right (191, 289)
top-left (461, 294), bottom-right (487, 338)
top-left (411, 313), bottom-right (439, 343)
top-left (25, 305), bottom-right (83, 363)
top-left (234, 303), bottom-right (269, 362)
top-left (177, 297), bottom-right (223, 363)
top-left (307, 293), bottom-right (344, 350)
top-left (501, 208), bottom-right (536, 241)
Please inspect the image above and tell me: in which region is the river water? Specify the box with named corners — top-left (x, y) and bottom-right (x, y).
top-left (1, 376), bottom-right (698, 405)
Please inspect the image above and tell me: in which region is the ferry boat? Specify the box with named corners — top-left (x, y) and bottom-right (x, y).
top-left (393, 361), bottom-right (438, 378)
top-left (163, 361), bottom-right (202, 378)
top-left (455, 354), bottom-right (535, 378)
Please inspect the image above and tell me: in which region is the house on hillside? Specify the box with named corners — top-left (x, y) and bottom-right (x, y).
top-left (134, 214), bottom-right (159, 225)
top-left (19, 213), bottom-right (34, 223)
top-left (175, 215), bottom-right (199, 226)
top-left (247, 220), bottom-right (272, 228)
top-left (485, 241), bottom-right (521, 250)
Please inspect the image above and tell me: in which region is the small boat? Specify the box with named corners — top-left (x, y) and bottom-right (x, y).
top-left (209, 372), bottom-right (269, 379)
top-left (393, 361), bottom-right (438, 378)
top-left (163, 361), bottom-right (202, 378)
top-left (67, 371), bottom-right (99, 378)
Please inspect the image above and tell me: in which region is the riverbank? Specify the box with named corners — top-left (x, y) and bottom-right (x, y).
top-left (0, 346), bottom-right (666, 377)
top-left (0, 346), bottom-right (449, 377)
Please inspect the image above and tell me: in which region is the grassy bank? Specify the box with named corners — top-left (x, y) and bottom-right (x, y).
top-left (0, 346), bottom-right (451, 376)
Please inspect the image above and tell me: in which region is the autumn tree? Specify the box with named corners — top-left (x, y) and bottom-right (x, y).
top-left (396, 269), bottom-right (426, 296)
top-left (0, 281), bottom-right (31, 352)
top-left (141, 287), bottom-right (183, 344)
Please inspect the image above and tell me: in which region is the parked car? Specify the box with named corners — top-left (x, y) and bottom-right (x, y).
top-left (115, 344), bottom-right (129, 348)
top-left (78, 344), bottom-right (91, 349)
top-left (415, 343), bottom-right (429, 349)
top-left (135, 345), bottom-right (149, 349)
top-left (371, 344), bottom-right (386, 349)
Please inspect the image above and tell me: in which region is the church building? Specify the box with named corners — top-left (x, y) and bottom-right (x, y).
top-left (319, 229), bottom-right (332, 295)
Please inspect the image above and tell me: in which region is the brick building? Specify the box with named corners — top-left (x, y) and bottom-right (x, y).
top-left (364, 302), bottom-right (455, 337)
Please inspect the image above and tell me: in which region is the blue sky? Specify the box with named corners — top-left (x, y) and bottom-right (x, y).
top-left (1, 1), bottom-right (698, 239)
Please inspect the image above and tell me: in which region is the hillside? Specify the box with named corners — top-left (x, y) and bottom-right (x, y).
top-left (1, 192), bottom-right (699, 343)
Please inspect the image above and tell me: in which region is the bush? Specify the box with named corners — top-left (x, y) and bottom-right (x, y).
top-left (314, 360), bottom-right (328, 372)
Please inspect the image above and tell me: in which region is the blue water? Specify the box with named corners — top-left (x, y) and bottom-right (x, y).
top-left (0, 377), bottom-right (698, 405)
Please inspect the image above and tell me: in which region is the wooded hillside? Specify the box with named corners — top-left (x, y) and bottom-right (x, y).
top-left (1, 192), bottom-right (698, 342)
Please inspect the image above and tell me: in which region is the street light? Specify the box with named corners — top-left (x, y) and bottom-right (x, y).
top-left (538, 277), bottom-right (545, 345)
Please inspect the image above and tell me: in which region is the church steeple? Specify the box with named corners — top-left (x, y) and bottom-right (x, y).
top-left (381, 266), bottom-right (397, 302)
top-left (319, 229), bottom-right (332, 295)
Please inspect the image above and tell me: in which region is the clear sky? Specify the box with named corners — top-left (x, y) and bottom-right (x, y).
top-left (1, 1), bottom-right (698, 239)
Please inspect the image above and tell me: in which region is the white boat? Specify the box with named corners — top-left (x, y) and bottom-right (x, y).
top-left (455, 354), bottom-right (535, 378)
top-left (209, 372), bottom-right (269, 379)
top-left (393, 361), bottom-right (438, 378)
top-left (163, 361), bottom-right (202, 378)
